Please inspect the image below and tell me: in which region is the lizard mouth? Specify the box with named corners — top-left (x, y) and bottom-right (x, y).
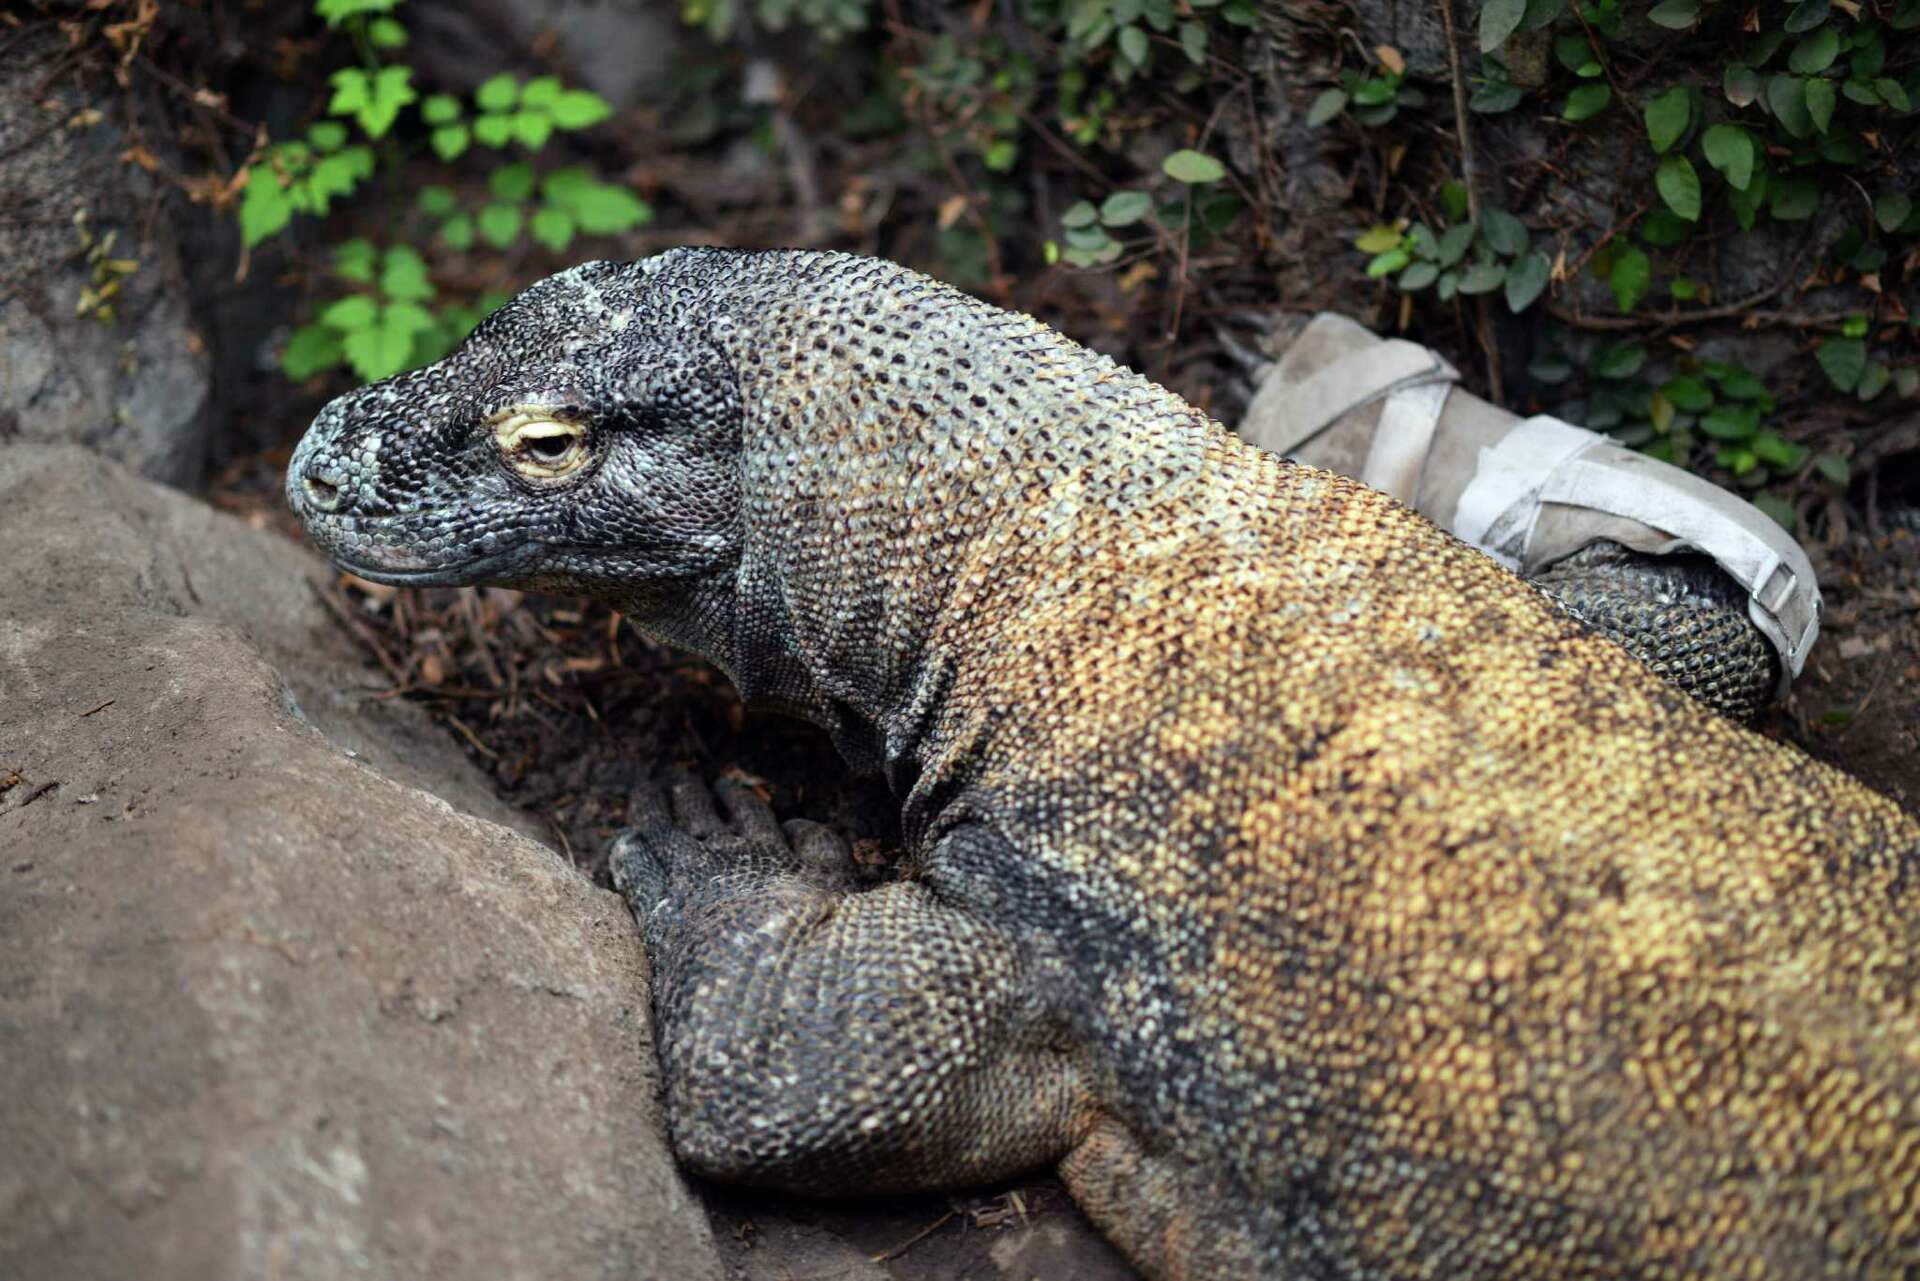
top-left (331, 544), bottom-right (540, 588)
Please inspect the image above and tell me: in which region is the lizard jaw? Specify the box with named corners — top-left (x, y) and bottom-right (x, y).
top-left (327, 544), bottom-right (541, 588)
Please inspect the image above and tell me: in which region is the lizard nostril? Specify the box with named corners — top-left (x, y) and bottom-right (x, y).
top-left (303, 469), bottom-right (344, 513)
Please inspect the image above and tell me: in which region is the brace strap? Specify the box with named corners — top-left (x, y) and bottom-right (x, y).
top-left (1453, 416), bottom-right (1821, 689)
top-left (1248, 336), bottom-right (1459, 458)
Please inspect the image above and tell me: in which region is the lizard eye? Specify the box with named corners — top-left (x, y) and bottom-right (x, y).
top-left (490, 407), bottom-right (590, 481)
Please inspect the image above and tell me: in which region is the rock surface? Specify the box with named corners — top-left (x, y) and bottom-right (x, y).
top-left (0, 29), bottom-right (212, 487)
top-left (0, 444), bottom-right (721, 1281)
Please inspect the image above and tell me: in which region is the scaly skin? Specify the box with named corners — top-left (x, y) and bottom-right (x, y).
top-left (288, 249), bottom-right (1920, 1280)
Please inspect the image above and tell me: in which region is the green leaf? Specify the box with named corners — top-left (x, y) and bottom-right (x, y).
top-left (238, 168), bottom-right (293, 247)
top-left (1724, 63), bottom-right (1760, 107)
top-left (1479, 206), bottom-right (1528, 256)
top-left (1752, 493), bottom-right (1797, 532)
top-left (513, 111), bottom-right (555, 150)
top-left (1479, 0), bottom-right (1527, 51)
top-left (332, 238), bottom-right (377, 283)
top-left (1563, 83), bottom-right (1611, 121)
top-left (1162, 149), bottom-right (1226, 183)
top-left (475, 74), bottom-right (518, 113)
top-left (368, 16), bottom-right (408, 48)
top-left (549, 89), bottom-right (614, 129)
top-left (1435, 223), bottom-right (1475, 266)
top-left (1354, 224), bottom-right (1403, 253)
top-left (1813, 452), bottom-right (1850, 485)
top-left (1766, 74), bottom-right (1811, 138)
top-left (530, 206), bottom-right (576, 252)
top-left (379, 246), bottom-right (433, 302)
top-left (1555, 33), bottom-right (1600, 75)
top-left (1457, 260), bottom-right (1508, 294)
top-left (1062, 200), bottom-right (1098, 228)
top-left (1858, 363), bottom-right (1892, 400)
top-left (315, 0), bottom-right (401, 26)
top-left (1728, 166), bottom-right (1769, 229)
top-left (319, 294), bottom-right (378, 332)
top-left (1307, 88), bottom-right (1348, 126)
top-left (1470, 82), bottom-right (1524, 113)
top-left (1118, 24), bottom-right (1150, 66)
top-left (1788, 26), bottom-right (1840, 73)
top-left (1783, 0), bottom-right (1829, 32)
top-left (1710, 364), bottom-right (1771, 404)
top-left (1805, 76), bottom-right (1835, 132)
top-left (1367, 248), bottom-right (1412, 278)
top-left (1100, 191), bottom-right (1154, 226)
top-left (371, 66), bottom-right (417, 138)
top-left (1647, 0), bottom-right (1698, 28)
top-left (1815, 337), bottom-right (1866, 391)
top-left (1643, 85), bottom-right (1691, 154)
top-left (430, 124), bottom-right (470, 161)
top-left (384, 299), bottom-right (434, 337)
top-left (440, 214), bottom-right (474, 251)
top-left (472, 114), bottom-right (513, 148)
top-left (1751, 430), bottom-right (1808, 469)
top-left (1593, 343), bottom-right (1647, 380)
top-left (1656, 153), bottom-right (1702, 221)
top-left (542, 171), bottom-right (651, 233)
top-left (1398, 261), bottom-right (1439, 291)
top-left (1875, 193), bottom-right (1913, 233)
top-left (1874, 78), bottom-right (1912, 111)
top-left (1661, 375), bottom-right (1713, 411)
top-left (1609, 246), bottom-right (1651, 312)
top-left (1699, 403), bottom-right (1760, 440)
top-left (983, 140), bottom-right (1017, 172)
top-left (306, 151), bottom-right (366, 209)
top-left (1669, 276), bottom-right (1698, 300)
top-left (1440, 181), bottom-right (1470, 222)
top-left (1179, 21), bottom-right (1208, 65)
top-left (478, 202), bottom-right (524, 248)
top-left (281, 322), bottom-right (343, 379)
top-left (1639, 209), bottom-right (1690, 247)
top-left (327, 68), bottom-right (370, 117)
top-left (489, 161), bottom-right (537, 202)
top-left (1503, 250), bottom-right (1551, 312)
top-left (307, 121), bottom-right (348, 152)
top-left (520, 76), bottom-right (562, 110)
top-left (1769, 176), bottom-right (1819, 220)
top-left (343, 310), bottom-right (420, 381)
top-left (1701, 124), bottom-right (1755, 190)
top-left (417, 185), bottom-right (458, 217)
top-left (422, 94), bottom-right (462, 125)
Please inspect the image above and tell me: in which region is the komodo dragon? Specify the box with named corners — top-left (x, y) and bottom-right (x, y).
top-left (288, 249), bottom-right (1920, 1280)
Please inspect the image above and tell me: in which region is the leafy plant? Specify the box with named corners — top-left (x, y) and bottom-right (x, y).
top-left (1050, 148), bottom-right (1239, 267)
top-left (238, 0), bottom-right (652, 383)
top-left (1352, 191), bottom-right (1553, 314)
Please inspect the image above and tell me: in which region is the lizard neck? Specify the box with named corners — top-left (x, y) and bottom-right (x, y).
top-left (690, 249), bottom-right (1230, 796)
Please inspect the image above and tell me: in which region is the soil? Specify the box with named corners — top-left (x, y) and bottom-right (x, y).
top-left (1768, 517), bottom-right (1920, 813)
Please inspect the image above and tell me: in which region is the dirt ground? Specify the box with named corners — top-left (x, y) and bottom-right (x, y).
top-left (1766, 519), bottom-right (1920, 813)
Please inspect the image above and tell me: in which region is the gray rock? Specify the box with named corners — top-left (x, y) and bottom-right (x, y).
top-left (0, 29), bottom-right (212, 487)
top-left (0, 444), bottom-right (722, 1281)
top-left (408, 0), bottom-right (686, 114)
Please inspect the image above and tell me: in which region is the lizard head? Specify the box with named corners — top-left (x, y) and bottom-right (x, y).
top-left (286, 256), bottom-right (743, 596)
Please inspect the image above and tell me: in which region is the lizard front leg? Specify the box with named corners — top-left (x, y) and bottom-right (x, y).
top-left (610, 772), bottom-right (1092, 1196)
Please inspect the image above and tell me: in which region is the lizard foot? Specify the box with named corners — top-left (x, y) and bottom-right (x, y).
top-left (609, 767), bottom-right (856, 957)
